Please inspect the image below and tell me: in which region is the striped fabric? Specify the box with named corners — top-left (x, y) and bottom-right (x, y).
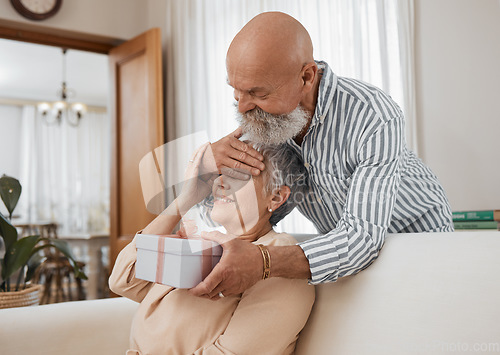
top-left (288, 62), bottom-right (453, 285)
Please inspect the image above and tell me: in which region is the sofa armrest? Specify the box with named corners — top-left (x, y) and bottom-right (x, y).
top-left (0, 297), bottom-right (138, 355)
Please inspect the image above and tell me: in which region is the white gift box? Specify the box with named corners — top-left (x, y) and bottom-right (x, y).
top-left (135, 234), bottom-right (222, 289)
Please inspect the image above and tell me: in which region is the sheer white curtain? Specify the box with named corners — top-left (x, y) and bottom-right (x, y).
top-left (164, 0), bottom-right (416, 233)
top-left (18, 106), bottom-right (110, 234)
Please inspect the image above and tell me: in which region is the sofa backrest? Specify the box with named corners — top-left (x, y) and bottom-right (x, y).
top-left (295, 231), bottom-right (500, 354)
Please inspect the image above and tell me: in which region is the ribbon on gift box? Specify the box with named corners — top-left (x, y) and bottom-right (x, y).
top-left (155, 236), bottom-right (166, 284)
top-left (154, 235), bottom-right (216, 286)
top-left (201, 239), bottom-right (213, 280)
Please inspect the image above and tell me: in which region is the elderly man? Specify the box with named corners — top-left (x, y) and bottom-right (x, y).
top-left (190, 12), bottom-right (453, 299)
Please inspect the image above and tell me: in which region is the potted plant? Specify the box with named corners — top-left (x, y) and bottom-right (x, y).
top-left (0, 174), bottom-right (86, 308)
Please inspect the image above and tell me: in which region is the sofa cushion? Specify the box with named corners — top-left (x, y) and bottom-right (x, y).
top-left (0, 297), bottom-right (138, 355)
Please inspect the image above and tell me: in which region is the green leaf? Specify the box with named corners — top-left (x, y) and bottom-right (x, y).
top-left (2, 235), bottom-right (40, 281)
top-left (0, 213), bottom-right (18, 261)
top-left (0, 175), bottom-right (22, 218)
top-left (25, 252), bottom-right (44, 283)
top-left (15, 265), bottom-right (25, 291)
top-left (52, 239), bottom-right (88, 280)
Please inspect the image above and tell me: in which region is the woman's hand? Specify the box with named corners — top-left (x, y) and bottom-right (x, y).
top-left (176, 142), bottom-right (218, 213)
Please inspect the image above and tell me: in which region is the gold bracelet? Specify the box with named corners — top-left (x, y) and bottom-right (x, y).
top-left (256, 244), bottom-right (271, 279)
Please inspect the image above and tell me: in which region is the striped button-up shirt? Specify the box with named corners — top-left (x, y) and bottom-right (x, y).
top-left (289, 61), bottom-right (453, 285)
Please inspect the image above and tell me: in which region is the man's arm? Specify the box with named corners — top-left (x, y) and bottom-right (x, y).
top-left (298, 115), bottom-right (404, 284)
top-left (267, 244), bottom-right (311, 279)
top-left (189, 235), bottom-right (311, 299)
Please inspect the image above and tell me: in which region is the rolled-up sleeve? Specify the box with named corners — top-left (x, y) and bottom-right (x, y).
top-left (299, 115), bottom-right (404, 284)
top-left (108, 235), bottom-right (155, 303)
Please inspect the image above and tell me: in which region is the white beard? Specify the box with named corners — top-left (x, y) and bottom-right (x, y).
top-left (235, 104), bottom-right (309, 144)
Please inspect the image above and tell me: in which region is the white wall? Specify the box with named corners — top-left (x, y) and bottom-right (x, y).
top-left (415, 0), bottom-right (500, 211)
top-left (0, 0), bottom-right (152, 40)
top-left (0, 105), bottom-right (22, 178)
top-left (0, 105), bottom-right (22, 216)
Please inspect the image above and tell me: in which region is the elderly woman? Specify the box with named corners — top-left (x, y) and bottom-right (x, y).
top-left (109, 142), bottom-right (314, 355)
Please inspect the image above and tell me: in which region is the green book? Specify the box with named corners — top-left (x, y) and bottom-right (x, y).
top-left (453, 220), bottom-right (499, 230)
top-left (452, 210), bottom-right (500, 222)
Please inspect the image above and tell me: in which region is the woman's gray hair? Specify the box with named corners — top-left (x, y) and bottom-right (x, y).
top-left (251, 142), bottom-right (308, 226)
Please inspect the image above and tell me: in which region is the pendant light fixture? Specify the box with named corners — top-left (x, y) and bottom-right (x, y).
top-left (37, 48), bottom-right (86, 127)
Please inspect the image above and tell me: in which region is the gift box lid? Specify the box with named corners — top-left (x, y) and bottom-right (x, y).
top-left (136, 234), bottom-right (222, 256)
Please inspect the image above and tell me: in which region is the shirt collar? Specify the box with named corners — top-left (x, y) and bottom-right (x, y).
top-left (286, 61), bottom-right (337, 149)
top-left (310, 61), bottom-right (337, 127)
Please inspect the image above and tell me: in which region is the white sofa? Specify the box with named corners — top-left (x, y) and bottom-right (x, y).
top-left (2, 231), bottom-right (500, 354)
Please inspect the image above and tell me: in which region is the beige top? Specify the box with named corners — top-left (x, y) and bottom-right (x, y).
top-left (109, 230), bottom-right (315, 355)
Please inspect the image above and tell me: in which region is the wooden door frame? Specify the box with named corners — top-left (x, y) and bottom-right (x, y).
top-left (0, 19), bottom-right (122, 53)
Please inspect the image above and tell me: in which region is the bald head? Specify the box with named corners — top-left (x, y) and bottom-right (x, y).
top-left (227, 12), bottom-right (314, 77)
top-left (227, 12), bottom-right (319, 118)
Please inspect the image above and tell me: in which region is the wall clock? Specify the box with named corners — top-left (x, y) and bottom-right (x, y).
top-left (11, 0), bottom-right (63, 21)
